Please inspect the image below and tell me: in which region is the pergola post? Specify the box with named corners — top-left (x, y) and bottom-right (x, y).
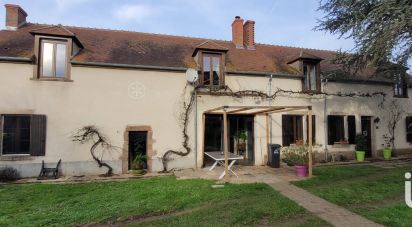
top-left (308, 106), bottom-right (313, 177)
top-left (223, 108), bottom-right (229, 179)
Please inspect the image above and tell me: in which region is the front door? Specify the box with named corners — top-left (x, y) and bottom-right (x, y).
top-left (203, 114), bottom-right (254, 165)
top-left (228, 115), bottom-right (254, 165)
top-left (361, 116), bottom-right (372, 157)
top-left (128, 131), bottom-right (147, 170)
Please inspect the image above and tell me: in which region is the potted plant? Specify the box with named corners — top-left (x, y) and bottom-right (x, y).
top-left (235, 131), bottom-right (247, 155)
top-left (130, 152), bottom-right (147, 175)
top-left (382, 134), bottom-right (392, 160)
top-left (355, 134), bottom-right (367, 161)
top-left (282, 146), bottom-right (309, 177)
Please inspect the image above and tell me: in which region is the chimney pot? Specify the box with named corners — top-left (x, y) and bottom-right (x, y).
top-left (243, 20), bottom-right (255, 50)
top-left (231, 16), bottom-right (244, 49)
top-left (4, 4), bottom-right (27, 30)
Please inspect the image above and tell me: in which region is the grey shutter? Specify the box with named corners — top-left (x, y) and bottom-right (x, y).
top-left (407, 117), bottom-right (412, 143)
top-left (29, 115), bottom-right (47, 156)
top-left (0, 115), bottom-right (3, 154)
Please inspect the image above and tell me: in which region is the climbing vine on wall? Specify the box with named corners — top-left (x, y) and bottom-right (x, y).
top-left (160, 84), bottom-right (387, 172)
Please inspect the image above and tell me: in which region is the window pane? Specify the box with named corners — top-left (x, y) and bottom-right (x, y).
top-left (282, 115), bottom-right (303, 146)
top-left (203, 56), bottom-right (210, 84)
top-left (212, 56), bottom-right (220, 85)
top-left (55, 43), bottom-right (67, 78)
top-left (303, 64), bottom-right (310, 90)
top-left (41, 42), bottom-right (54, 77)
top-left (327, 115), bottom-right (345, 145)
top-left (2, 116), bottom-right (31, 155)
top-left (309, 64), bottom-right (317, 90)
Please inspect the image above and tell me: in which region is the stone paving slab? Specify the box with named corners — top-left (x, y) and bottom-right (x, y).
top-left (267, 181), bottom-right (384, 227)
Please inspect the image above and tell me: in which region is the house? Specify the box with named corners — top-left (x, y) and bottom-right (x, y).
top-left (0, 4), bottom-right (411, 177)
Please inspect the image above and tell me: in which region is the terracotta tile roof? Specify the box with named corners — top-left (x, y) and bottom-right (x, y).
top-left (0, 23), bottom-right (406, 84)
top-left (30, 25), bottom-right (75, 37)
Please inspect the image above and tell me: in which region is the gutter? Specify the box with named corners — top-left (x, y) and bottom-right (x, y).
top-left (226, 70), bottom-right (304, 79)
top-left (0, 56), bottom-right (32, 63)
top-left (325, 78), bottom-right (395, 85)
top-left (71, 61), bottom-right (187, 72)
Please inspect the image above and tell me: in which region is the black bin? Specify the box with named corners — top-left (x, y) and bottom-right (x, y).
top-left (267, 144), bottom-right (281, 168)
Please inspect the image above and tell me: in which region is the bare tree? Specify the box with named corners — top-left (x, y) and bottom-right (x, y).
top-left (72, 126), bottom-right (118, 176)
top-left (385, 100), bottom-right (405, 155)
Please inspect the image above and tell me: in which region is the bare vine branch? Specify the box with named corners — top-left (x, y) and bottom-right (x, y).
top-left (72, 125), bottom-right (118, 176)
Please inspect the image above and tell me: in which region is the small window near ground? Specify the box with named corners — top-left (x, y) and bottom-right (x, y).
top-left (406, 116), bottom-right (412, 143)
top-left (282, 115), bottom-right (303, 146)
top-left (327, 115), bottom-right (345, 145)
top-left (201, 53), bottom-right (223, 87)
top-left (40, 39), bottom-right (68, 78)
top-left (1, 115), bottom-right (46, 156)
top-left (303, 62), bottom-right (319, 92)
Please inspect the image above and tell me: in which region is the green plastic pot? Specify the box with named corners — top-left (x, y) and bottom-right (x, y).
top-left (383, 148), bottom-right (392, 160)
top-left (356, 151), bottom-right (365, 162)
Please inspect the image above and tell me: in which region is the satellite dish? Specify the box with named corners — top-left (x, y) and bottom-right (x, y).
top-left (185, 68), bottom-right (198, 84)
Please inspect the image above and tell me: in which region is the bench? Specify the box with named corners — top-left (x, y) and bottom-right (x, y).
top-left (38, 159), bottom-right (61, 180)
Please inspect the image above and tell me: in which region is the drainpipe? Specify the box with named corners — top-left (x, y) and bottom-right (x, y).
top-left (194, 87), bottom-right (198, 169)
top-left (268, 74), bottom-right (273, 144)
top-left (322, 79), bottom-right (329, 161)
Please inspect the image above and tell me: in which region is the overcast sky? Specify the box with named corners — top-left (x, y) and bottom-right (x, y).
top-left (1, 0), bottom-right (411, 70)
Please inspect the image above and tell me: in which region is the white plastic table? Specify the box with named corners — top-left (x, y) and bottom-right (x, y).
top-left (205, 151), bottom-right (244, 179)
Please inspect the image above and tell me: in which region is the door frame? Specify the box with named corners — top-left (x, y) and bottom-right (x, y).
top-left (122, 126), bottom-right (153, 173)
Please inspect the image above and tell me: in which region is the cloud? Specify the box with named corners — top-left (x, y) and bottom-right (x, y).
top-left (112, 4), bottom-right (153, 23)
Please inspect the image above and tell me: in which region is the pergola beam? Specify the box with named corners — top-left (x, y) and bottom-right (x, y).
top-left (227, 107), bottom-right (253, 114)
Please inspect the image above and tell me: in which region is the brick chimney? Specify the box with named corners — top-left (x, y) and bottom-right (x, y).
top-left (231, 16), bottom-right (244, 49)
top-left (4, 4), bottom-right (27, 30)
top-left (243, 20), bottom-right (255, 50)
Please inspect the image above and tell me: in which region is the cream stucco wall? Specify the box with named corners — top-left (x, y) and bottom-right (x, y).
top-left (0, 62), bottom-right (411, 177)
top-left (0, 63), bottom-right (193, 175)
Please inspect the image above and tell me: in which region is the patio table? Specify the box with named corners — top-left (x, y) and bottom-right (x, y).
top-left (205, 151), bottom-right (244, 179)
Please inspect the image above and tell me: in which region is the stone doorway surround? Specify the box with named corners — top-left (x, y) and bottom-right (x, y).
top-left (122, 126), bottom-right (154, 173)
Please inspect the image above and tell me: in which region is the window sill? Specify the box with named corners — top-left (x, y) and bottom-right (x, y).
top-left (302, 90), bottom-right (321, 94)
top-left (332, 143), bottom-right (353, 148)
top-left (31, 77), bottom-right (73, 82)
top-left (0, 154), bottom-right (34, 161)
top-left (393, 95), bottom-right (408, 98)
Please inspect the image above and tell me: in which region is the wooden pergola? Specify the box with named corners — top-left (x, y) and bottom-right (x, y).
top-left (203, 105), bottom-right (314, 179)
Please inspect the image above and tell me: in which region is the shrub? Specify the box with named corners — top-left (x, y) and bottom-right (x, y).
top-left (355, 134), bottom-right (367, 151)
top-left (281, 146), bottom-right (309, 166)
top-left (0, 167), bottom-right (20, 182)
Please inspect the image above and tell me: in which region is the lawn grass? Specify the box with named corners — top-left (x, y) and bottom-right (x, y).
top-left (293, 164), bottom-right (412, 227)
top-left (0, 176), bottom-right (328, 226)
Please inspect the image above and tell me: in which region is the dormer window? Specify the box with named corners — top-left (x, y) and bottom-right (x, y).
top-left (30, 25), bottom-right (82, 82)
top-left (200, 53), bottom-right (223, 87)
top-left (394, 75), bottom-right (408, 98)
top-left (303, 62), bottom-right (320, 92)
top-left (40, 39), bottom-right (68, 78)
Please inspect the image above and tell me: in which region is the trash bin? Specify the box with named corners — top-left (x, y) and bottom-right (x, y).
top-left (267, 144), bottom-right (281, 168)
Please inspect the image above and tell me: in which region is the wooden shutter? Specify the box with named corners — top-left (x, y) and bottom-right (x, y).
top-left (0, 115), bottom-right (3, 154)
top-left (347, 116), bottom-right (356, 144)
top-left (29, 115), bottom-right (47, 156)
top-left (282, 115), bottom-right (291, 146)
top-left (327, 116), bottom-right (334, 145)
top-left (407, 117), bottom-right (412, 143)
